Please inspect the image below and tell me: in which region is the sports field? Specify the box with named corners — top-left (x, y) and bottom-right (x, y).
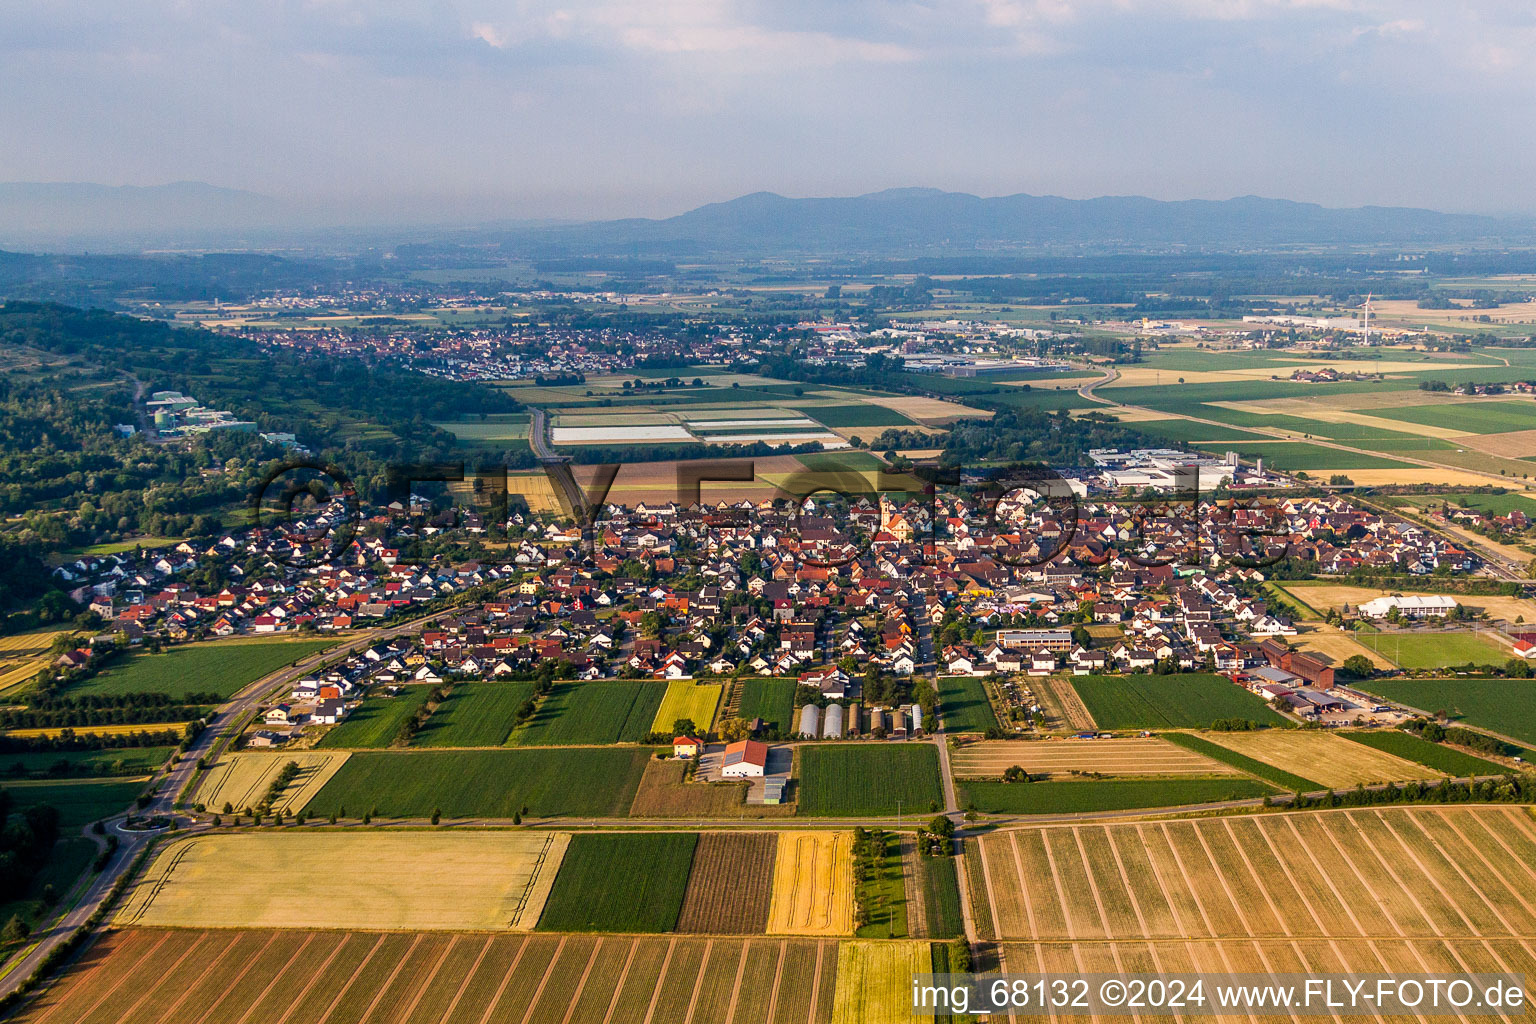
top-left (15, 930), bottom-right (841, 1024)
top-left (1276, 583), bottom-right (1536, 625)
top-left (950, 737), bottom-right (1238, 778)
top-left (537, 832), bottom-right (698, 933)
top-left (506, 680), bottom-right (666, 746)
top-left (1354, 630), bottom-right (1509, 669)
top-left (194, 750), bottom-right (350, 814)
top-left (1201, 730), bottom-right (1442, 788)
top-left (936, 675), bottom-right (999, 734)
top-left (976, 807), bottom-right (1536, 957)
top-left (650, 680), bottom-right (722, 735)
top-left (317, 686), bottom-right (433, 748)
top-left (410, 682), bottom-right (536, 747)
top-left (1069, 674), bottom-right (1288, 729)
top-left (70, 638), bottom-right (335, 700)
top-left (767, 831), bottom-right (855, 936)
top-left (116, 832), bottom-right (570, 930)
top-left (303, 747), bottom-right (653, 818)
top-left (829, 941), bottom-right (929, 1024)
top-left (1361, 677), bottom-right (1536, 747)
top-left (796, 744), bottom-right (943, 816)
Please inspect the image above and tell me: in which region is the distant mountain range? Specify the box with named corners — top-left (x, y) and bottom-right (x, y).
top-left (1, 181), bottom-right (1532, 254)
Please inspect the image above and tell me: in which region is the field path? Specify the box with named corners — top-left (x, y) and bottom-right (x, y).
top-left (1157, 824), bottom-right (1218, 938)
top-left (806, 941), bottom-right (825, 1024)
top-left (682, 940), bottom-right (713, 1024)
top-left (762, 941), bottom-right (787, 1024)
top-left (436, 935), bottom-right (498, 1024)
top-left (1005, 834), bottom-right (1041, 939)
top-left (722, 939), bottom-right (750, 1024)
top-left (640, 938), bottom-right (675, 1024)
top-left (510, 935), bottom-right (565, 1024)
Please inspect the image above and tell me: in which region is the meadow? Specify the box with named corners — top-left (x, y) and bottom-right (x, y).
top-left (1068, 673), bottom-right (1288, 729)
top-left (410, 682), bottom-right (536, 747)
top-left (536, 832), bottom-right (698, 932)
top-left (1342, 730), bottom-right (1507, 777)
top-left (302, 747), bottom-right (653, 818)
top-left (316, 686), bottom-right (433, 748)
top-left (650, 680), bottom-right (722, 735)
top-left (795, 744), bottom-right (943, 816)
top-left (959, 777), bottom-right (1274, 814)
top-left (505, 680), bottom-right (666, 746)
top-left (116, 832), bottom-right (570, 931)
top-left (936, 675), bottom-right (999, 734)
top-left (7, 778), bottom-right (145, 827)
top-left (0, 746), bottom-right (174, 779)
top-left (1361, 678), bottom-right (1536, 746)
top-left (70, 638), bottom-right (335, 700)
top-left (14, 931), bottom-right (840, 1024)
top-left (734, 679), bottom-right (797, 731)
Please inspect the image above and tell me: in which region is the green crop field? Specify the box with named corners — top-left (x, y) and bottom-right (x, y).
top-left (410, 682), bottom-right (536, 747)
top-left (317, 686), bottom-right (433, 749)
top-left (1392, 491), bottom-right (1536, 515)
top-left (1128, 420), bottom-right (1269, 443)
top-left (1161, 732), bottom-right (1323, 792)
top-left (797, 744), bottom-right (943, 816)
top-left (0, 747), bottom-right (175, 779)
top-left (797, 450), bottom-right (886, 472)
top-left (1353, 631), bottom-right (1507, 669)
top-left (1070, 674), bottom-right (1289, 730)
top-left (1360, 678), bottom-right (1536, 747)
top-left (506, 680), bottom-right (666, 746)
top-left (70, 639), bottom-right (335, 700)
top-left (959, 777), bottom-right (1275, 814)
top-left (1193, 441), bottom-right (1411, 470)
top-left (734, 679), bottom-right (796, 731)
top-left (1370, 400), bottom-right (1536, 434)
top-left (1340, 730), bottom-right (1506, 777)
top-left (803, 405), bottom-right (914, 428)
top-left (9, 778), bottom-right (146, 828)
top-left (938, 676), bottom-right (999, 734)
top-left (302, 747), bottom-right (653, 818)
top-left (537, 833), bottom-right (698, 932)
top-left (917, 853), bottom-right (964, 939)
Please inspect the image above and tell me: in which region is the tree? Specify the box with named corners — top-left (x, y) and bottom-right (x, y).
top-left (431, 808), bottom-right (441, 825)
top-left (719, 717), bottom-right (753, 741)
top-left (673, 718), bottom-right (698, 738)
top-left (1, 916), bottom-right (30, 944)
top-left (1002, 765), bottom-right (1029, 783)
top-left (1341, 655), bottom-right (1375, 678)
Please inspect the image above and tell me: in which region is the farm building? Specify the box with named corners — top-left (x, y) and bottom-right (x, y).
top-left (822, 703), bottom-right (845, 739)
top-left (797, 704), bottom-right (821, 738)
top-left (721, 740), bottom-right (769, 778)
top-left (1257, 639), bottom-right (1335, 689)
top-left (672, 736), bottom-right (702, 758)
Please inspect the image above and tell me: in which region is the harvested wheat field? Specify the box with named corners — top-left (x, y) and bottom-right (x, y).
top-left (115, 831), bottom-right (570, 931)
top-left (2, 721), bottom-right (188, 740)
top-left (976, 807), bottom-right (1536, 944)
top-left (13, 930), bottom-right (840, 1024)
top-left (193, 751), bottom-right (351, 815)
top-left (830, 941), bottom-right (930, 1024)
top-left (950, 737), bottom-right (1237, 778)
top-left (676, 832), bottom-right (778, 934)
top-left (1202, 730), bottom-right (1440, 788)
top-left (1343, 467), bottom-right (1515, 487)
top-left (812, 391), bottom-right (991, 425)
top-left (767, 831), bottom-right (855, 936)
top-left (1457, 428), bottom-right (1536, 457)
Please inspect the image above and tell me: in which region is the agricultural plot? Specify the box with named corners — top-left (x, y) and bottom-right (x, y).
top-left (1362, 678), bottom-right (1536, 746)
top-left (916, 854), bottom-right (965, 940)
top-left (0, 746), bottom-right (173, 779)
top-left (506, 680), bottom-right (666, 746)
top-left (625, 757), bottom-right (786, 817)
top-left (796, 744), bottom-right (943, 816)
top-left (1372, 399), bottom-right (1536, 433)
top-left (537, 832), bottom-right (698, 933)
top-left (960, 777), bottom-right (1274, 814)
top-left (677, 832), bottom-right (778, 934)
top-left (1069, 673), bottom-right (1288, 729)
top-left (1342, 730), bottom-right (1507, 777)
top-left (1201, 730), bottom-right (1442, 788)
top-left (116, 832), bottom-right (570, 930)
top-left (950, 736), bottom-right (1238, 778)
top-left (976, 807), bottom-right (1536, 950)
top-left (1193, 441), bottom-right (1411, 470)
top-left (830, 941), bottom-right (930, 1024)
top-left (15, 930), bottom-right (840, 1024)
top-left (650, 680), bottom-right (722, 735)
top-left (303, 747), bottom-right (652, 818)
top-left (802, 404), bottom-right (915, 428)
top-left (194, 750), bottom-right (350, 814)
top-left (767, 831), bottom-right (855, 936)
top-left (1161, 731), bottom-right (1323, 791)
top-left (69, 638), bottom-right (334, 700)
top-left (317, 685), bottom-right (433, 748)
top-left (7, 778), bottom-right (144, 827)
top-left (410, 682), bottom-right (535, 747)
top-left (936, 675), bottom-right (999, 734)
top-left (735, 678), bottom-right (797, 731)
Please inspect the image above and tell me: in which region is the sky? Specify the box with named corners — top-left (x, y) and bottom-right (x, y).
top-left (4, 0), bottom-right (1536, 221)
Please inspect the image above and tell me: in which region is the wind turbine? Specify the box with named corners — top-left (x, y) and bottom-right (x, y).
top-left (1360, 292), bottom-right (1373, 346)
